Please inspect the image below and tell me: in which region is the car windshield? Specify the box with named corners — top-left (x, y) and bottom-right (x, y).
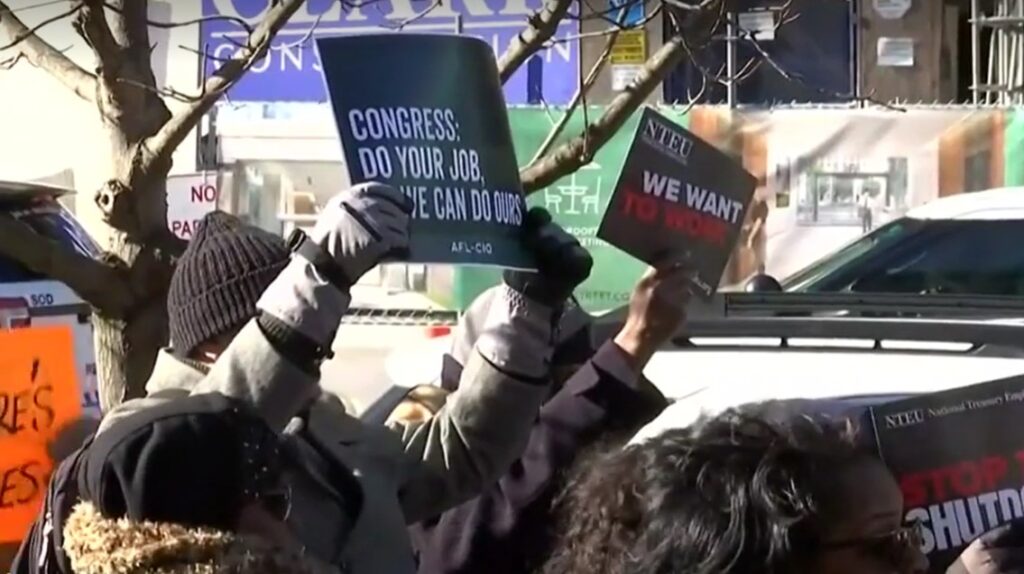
top-left (0, 200), bottom-right (99, 283)
top-left (782, 218), bottom-right (1024, 296)
top-left (781, 218), bottom-right (923, 291)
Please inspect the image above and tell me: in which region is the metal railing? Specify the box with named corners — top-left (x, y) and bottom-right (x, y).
top-left (341, 306), bottom-right (460, 326)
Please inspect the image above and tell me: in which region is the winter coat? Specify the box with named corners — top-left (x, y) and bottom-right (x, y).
top-left (62, 501), bottom-right (337, 574)
top-left (409, 340), bottom-right (669, 574)
top-left (96, 320), bottom-right (551, 574)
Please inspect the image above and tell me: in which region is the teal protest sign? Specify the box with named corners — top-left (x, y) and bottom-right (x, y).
top-left (317, 34), bottom-right (532, 268)
top-left (442, 106), bottom-right (691, 312)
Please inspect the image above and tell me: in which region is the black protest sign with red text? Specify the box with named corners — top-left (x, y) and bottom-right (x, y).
top-left (870, 375), bottom-right (1024, 572)
top-left (596, 107), bottom-right (756, 299)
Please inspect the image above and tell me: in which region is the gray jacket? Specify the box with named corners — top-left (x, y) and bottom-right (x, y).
top-left (97, 320), bottom-right (550, 574)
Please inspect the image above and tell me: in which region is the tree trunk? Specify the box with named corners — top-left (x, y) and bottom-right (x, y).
top-left (94, 295), bottom-right (170, 411)
top-left (92, 142), bottom-right (178, 411)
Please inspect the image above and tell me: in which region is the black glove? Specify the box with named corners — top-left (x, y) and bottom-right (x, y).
top-left (503, 207), bottom-right (593, 308)
top-left (948, 520), bottom-right (1024, 574)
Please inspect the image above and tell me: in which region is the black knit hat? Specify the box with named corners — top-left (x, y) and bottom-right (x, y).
top-left (168, 211), bottom-right (289, 357)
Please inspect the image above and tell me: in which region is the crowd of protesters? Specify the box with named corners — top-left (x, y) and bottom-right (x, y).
top-left (7, 183), bottom-right (1024, 574)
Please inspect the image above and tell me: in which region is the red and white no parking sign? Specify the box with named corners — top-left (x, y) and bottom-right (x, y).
top-left (167, 173), bottom-right (219, 240)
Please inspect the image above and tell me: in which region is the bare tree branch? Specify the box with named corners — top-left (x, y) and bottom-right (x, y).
top-left (115, 75), bottom-right (202, 102)
top-left (0, 2), bottom-right (80, 50)
top-left (0, 49), bottom-right (23, 68)
top-left (724, 8), bottom-right (905, 112)
top-left (73, 0), bottom-right (122, 84)
top-left (497, 0), bottom-right (574, 83)
top-left (520, 34), bottom-right (688, 193)
top-left (384, 0), bottom-right (442, 30)
top-left (108, 0), bottom-right (155, 84)
top-left (272, 10), bottom-right (324, 49)
top-left (0, 1), bottom-right (97, 102)
top-left (548, 4), bottom-right (662, 46)
top-left (101, 1), bottom-right (255, 35)
top-left (0, 215), bottom-right (133, 317)
top-left (531, 28), bottom-right (618, 164)
top-left (145, 0), bottom-right (305, 166)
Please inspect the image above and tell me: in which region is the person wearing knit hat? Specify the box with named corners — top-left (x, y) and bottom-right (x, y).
top-left (168, 211), bottom-right (290, 361)
top-left (87, 184), bottom-right (605, 574)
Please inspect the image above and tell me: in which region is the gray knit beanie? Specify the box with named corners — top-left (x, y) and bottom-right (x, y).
top-left (167, 212), bottom-right (289, 357)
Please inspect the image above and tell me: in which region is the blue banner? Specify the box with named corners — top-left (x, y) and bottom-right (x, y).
top-left (200, 0), bottom-right (579, 104)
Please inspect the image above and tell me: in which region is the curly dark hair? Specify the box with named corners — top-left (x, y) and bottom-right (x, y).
top-left (542, 408), bottom-right (869, 574)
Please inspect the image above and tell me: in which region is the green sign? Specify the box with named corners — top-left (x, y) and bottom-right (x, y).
top-left (1006, 109), bottom-right (1024, 187)
top-left (445, 106), bottom-right (691, 312)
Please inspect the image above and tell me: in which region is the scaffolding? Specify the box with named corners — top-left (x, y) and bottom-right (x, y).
top-left (971, 0), bottom-right (1024, 104)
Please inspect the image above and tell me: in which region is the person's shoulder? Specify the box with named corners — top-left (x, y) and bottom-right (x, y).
top-left (306, 393), bottom-right (404, 449)
top-left (95, 392), bottom-right (184, 435)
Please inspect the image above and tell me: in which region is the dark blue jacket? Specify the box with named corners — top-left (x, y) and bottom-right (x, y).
top-left (408, 341), bottom-right (669, 574)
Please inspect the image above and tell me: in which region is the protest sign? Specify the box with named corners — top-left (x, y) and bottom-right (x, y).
top-left (597, 107), bottom-right (756, 299)
top-left (0, 326), bottom-right (81, 445)
top-left (0, 326), bottom-right (79, 543)
top-left (869, 375), bottom-right (1024, 572)
top-left (317, 34), bottom-right (533, 269)
top-left (0, 439), bottom-right (52, 542)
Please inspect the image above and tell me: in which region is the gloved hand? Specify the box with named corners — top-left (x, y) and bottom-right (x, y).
top-left (309, 183), bottom-right (413, 287)
top-left (475, 208), bottom-right (593, 381)
top-left (503, 207), bottom-right (593, 308)
top-left (949, 520), bottom-right (1024, 573)
top-left (257, 183), bottom-right (412, 348)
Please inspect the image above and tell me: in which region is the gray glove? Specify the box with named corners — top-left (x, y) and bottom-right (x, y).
top-left (311, 183), bottom-right (412, 286)
top-left (473, 284), bottom-right (562, 380)
top-left (257, 183), bottom-right (412, 347)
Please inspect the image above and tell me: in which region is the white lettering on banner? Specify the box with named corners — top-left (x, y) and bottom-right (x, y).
top-left (641, 170), bottom-right (744, 224)
top-left (642, 118), bottom-right (694, 163)
top-left (212, 30), bottom-right (573, 77)
top-left (209, 0), bottom-right (533, 23)
top-left (167, 174), bottom-right (219, 240)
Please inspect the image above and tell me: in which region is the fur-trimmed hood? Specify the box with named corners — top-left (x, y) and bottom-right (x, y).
top-left (62, 502), bottom-right (341, 574)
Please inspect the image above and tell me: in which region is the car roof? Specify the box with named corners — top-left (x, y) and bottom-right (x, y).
top-left (630, 349), bottom-right (1024, 445)
top-left (906, 186), bottom-right (1024, 220)
top-left (0, 180), bottom-right (74, 202)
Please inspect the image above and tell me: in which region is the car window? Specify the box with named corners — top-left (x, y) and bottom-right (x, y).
top-left (0, 200), bottom-right (99, 283)
top-left (782, 218), bottom-right (923, 291)
top-left (848, 220), bottom-right (1024, 295)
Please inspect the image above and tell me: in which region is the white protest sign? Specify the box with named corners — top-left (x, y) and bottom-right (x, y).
top-left (167, 173), bottom-right (219, 240)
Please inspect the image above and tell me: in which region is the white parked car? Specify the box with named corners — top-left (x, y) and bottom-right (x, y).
top-left (0, 181), bottom-right (101, 418)
top-left (374, 188), bottom-right (1024, 420)
top-left (748, 186), bottom-right (1024, 295)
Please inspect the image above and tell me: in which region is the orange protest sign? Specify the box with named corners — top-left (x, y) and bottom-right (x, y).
top-left (0, 326), bottom-right (82, 446)
top-left (0, 438), bottom-right (52, 542)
